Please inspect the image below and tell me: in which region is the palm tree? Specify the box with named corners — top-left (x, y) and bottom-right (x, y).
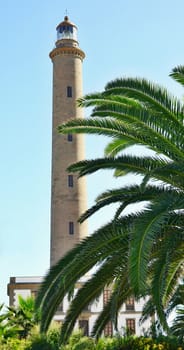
top-left (0, 304), bottom-right (18, 342)
top-left (5, 296), bottom-right (39, 339)
top-left (36, 66), bottom-right (184, 342)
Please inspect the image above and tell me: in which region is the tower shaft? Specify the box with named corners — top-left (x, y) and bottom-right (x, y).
top-left (50, 18), bottom-right (88, 266)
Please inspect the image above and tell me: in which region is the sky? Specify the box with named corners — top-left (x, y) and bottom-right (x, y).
top-left (1, 0), bottom-right (184, 306)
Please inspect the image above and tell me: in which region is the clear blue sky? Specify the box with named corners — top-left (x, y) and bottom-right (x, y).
top-left (1, 0), bottom-right (184, 305)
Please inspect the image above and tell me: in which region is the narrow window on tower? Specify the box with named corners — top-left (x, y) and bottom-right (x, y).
top-left (67, 134), bottom-right (73, 142)
top-left (69, 221), bottom-right (74, 235)
top-left (68, 175), bottom-right (73, 187)
top-left (67, 86), bottom-right (72, 97)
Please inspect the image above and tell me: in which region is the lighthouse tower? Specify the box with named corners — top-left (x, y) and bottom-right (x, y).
top-left (49, 16), bottom-right (88, 266)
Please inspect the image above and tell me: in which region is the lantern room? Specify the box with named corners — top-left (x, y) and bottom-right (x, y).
top-left (56, 16), bottom-right (78, 42)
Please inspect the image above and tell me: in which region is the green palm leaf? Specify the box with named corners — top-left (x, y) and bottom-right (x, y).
top-left (60, 248), bottom-right (129, 343)
top-left (105, 77), bottom-right (182, 119)
top-left (170, 65), bottom-right (184, 88)
top-left (38, 217), bottom-right (135, 333)
top-left (91, 278), bottom-right (132, 338)
top-left (39, 66), bottom-right (184, 341)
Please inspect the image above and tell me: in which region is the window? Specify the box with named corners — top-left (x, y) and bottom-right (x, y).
top-left (79, 320), bottom-right (89, 336)
top-left (59, 25), bottom-right (73, 34)
top-left (103, 289), bottom-right (111, 306)
top-left (67, 86), bottom-right (72, 97)
top-left (67, 134), bottom-right (73, 142)
top-left (126, 319), bottom-right (136, 334)
top-left (126, 297), bottom-right (135, 311)
top-left (68, 175), bottom-right (73, 187)
top-left (104, 322), bottom-right (113, 337)
top-left (103, 289), bottom-right (113, 336)
top-left (69, 221), bottom-right (74, 235)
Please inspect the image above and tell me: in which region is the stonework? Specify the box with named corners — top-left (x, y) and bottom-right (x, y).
top-left (50, 17), bottom-right (88, 266)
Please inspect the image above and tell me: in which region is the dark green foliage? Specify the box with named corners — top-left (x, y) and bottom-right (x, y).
top-left (0, 333), bottom-right (183, 350)
top-left (37, 65), bottom-right (184, 341)
top-left (67, 330), bottom-right (84, 348)
top-left (0, 296), bottom-right (39, 342)
top-left (25, 334), bottom-right (54, 350)
top-left (0, 338), bottom-right (29, 350)
top-left (96, 335), bottom-right (124, 350)
top-left (171, 307), bottom-right (184, 344)
top-left (71, 336), bottom-right (95, 350)
top-left (47, 327), bottom-right (61, 350)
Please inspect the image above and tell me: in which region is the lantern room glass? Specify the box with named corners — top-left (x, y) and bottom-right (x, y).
top-left (57, 25), bottom-right (77, 41)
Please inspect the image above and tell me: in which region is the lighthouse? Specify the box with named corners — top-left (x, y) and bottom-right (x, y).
top-left (7, 17), bottom-right (151, 337)
top-left (49, 16), bottom-right (88, 266)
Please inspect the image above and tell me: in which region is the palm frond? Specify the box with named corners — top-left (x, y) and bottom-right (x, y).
top-left (67, 156), bottom-right (178, 189)
top-left (167, 282), bottom-right (184, 314)
top-left (38, 218), bottom-right (133, 332)
top-left (77, 93), bottom-right (140, 109)
top-left (140, 298), bottom-right (155, 324)
top-left (91, 278), bottom-right (132, 338)
top-left (59, 117), bottom-right (184, 161)
top-left (105, 77), bottom-right (183, 119)
top-left (104, 138), bottom-right (134, 157)
top-left (60, 249), bottom-right (129, 343)
top-left (170, 65), bottom-right (184, 89)
top-left (91, 103), bottom-right (184, 150)
top-left (170, 307), bottom-right (184, 342)
top-left (130, 197), bottom-right (176, 293)
top-left (79, 184), bottom-right (157, 223)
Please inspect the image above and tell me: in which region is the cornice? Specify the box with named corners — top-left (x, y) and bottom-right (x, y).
top-left (49, 46), bottom-right (85, 61)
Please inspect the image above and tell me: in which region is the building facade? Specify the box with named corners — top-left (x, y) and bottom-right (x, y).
top-left (7, 276), bottom-right (150, 336)
top-left (7, 16), bottom-right (151, 337)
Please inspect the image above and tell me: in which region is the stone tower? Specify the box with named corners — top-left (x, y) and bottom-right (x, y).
top-left (49, 16), bottom-right (88, 266)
